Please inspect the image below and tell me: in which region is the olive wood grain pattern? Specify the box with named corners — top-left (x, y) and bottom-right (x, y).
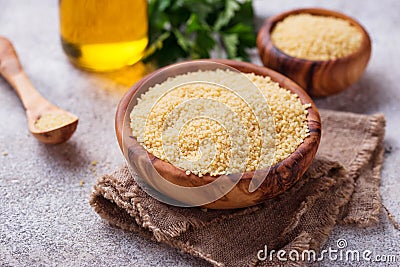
top-left (116, 59), bottom-right (321, 209)
top-left (0, 36), bottom-right (78, 144)
top-left (257, 8), bottom-right (372, 97)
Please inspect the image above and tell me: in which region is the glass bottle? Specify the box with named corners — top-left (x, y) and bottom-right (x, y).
top-left (59, 0), bottom-right (148, 71)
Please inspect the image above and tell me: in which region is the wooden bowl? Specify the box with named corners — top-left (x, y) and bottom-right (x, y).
top-left (115, 59), bottom-right (321, 209)
top-left (257, 8), bottom-right (372, 97)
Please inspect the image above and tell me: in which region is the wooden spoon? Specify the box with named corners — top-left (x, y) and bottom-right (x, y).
top-left (0, 37), bottom-right (78, 144)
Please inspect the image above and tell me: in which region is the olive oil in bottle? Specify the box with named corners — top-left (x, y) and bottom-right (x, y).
top-left (59, 0), bottom-right (148, 71)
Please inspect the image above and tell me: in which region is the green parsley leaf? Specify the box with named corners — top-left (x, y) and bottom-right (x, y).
top-left (145, 0), bottom-right (256, 67)
top-left (222, 33), bottom-right (239, 58)
top-left (214, 0), bottom-right (240, 31)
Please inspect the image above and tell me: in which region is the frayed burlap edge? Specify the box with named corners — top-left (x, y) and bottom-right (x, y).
top-left (338, 113), bottom-right (385, 227)
top-left (383, 205), bottom-right (400, 231)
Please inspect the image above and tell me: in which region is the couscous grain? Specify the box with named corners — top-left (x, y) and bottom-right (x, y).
top-left (130, 69), bottom-right (310, 176)
top-left (34, 113), bottom-right (75, 131)
top-left (271, 13), bottom-right (362, 60)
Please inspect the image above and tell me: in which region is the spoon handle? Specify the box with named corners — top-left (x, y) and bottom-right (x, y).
top-left (0, 36), bottom-right (49, 111)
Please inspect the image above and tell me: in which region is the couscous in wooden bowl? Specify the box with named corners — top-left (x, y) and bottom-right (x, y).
top-left (257, 8), bottom-right (372, 97)
top-left (116, 59), bottom-right (321, 209)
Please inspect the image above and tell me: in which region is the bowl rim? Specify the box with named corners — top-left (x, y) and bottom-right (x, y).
top-left (115, 59), bottom-right (321, 182)
top-left (258, 7), bottom-right (372, 64)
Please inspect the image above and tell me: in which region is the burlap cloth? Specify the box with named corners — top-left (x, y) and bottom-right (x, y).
top-left (90, 109), bottom-right (386, 266)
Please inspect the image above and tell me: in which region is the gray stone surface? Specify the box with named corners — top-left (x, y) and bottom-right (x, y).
top-left (0, 0), bottom-right (399, 266)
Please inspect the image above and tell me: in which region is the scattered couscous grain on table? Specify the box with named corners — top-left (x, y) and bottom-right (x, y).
top-left (130, 69), bottom-right (311, 177)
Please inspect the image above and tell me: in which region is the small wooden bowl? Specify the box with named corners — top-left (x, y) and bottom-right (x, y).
top-left (115, 59), bottom-right (321, 209)
top-left (257, 8), bottom-right (372, 97)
